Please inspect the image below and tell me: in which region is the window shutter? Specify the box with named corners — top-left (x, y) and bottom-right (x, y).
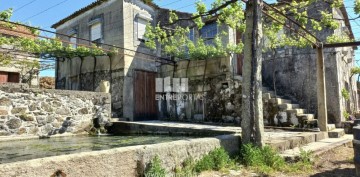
top-left (137, 18), bottom-right (147, 40)
top-left (70, 34), bottom-right (77, 48)
top-left (91, 23), bottom-right (101, 41)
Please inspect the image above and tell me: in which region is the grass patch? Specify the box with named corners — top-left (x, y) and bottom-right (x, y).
top-left (146, 148), bottom-right (237, 176)
top-left (240, 144), bottom-right (313, 175)
top-left (145, 156), bottom-right (166, 177)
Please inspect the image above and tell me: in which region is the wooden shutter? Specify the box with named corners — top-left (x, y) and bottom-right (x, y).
top-left (91, 23), bottom-right (101, 41)
top-left (0, 72), bottom-right (8, 83)
top-left (137, 18), bottom-right (147, 40)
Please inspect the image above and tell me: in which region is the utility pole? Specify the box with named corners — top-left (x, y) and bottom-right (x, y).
top-left (241, 0), bottom-right (264, 146)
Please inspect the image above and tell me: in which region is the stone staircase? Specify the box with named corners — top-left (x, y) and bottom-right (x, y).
top-left (262, 86), bottom-right (345, 138)
top-left (263, 86), bottom-right (317, 128)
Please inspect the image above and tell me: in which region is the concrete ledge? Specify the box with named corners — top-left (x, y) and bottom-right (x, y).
top-left (281, 135), bottom-right (353, 162)
top-left (0, 134), bottom-right (240, 177)
top-left (108, 121), bottom-right (240, 136)
top-left (265, 132), bottom-right (328, 152)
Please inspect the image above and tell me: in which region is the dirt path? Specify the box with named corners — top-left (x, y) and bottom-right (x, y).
top-left (199, 145), bottom-right (357, 177)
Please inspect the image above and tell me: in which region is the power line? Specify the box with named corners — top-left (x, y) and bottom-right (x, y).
top-left (21, 0), bottom-right (70, 22)
top-left (0, 20), bottom-right (175, 64)
top-left (160, 0), bottom-right (184, 7)
top-left (14, 0), bottom-right (39, 12)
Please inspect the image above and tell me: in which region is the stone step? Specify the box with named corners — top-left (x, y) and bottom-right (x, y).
top-left (278, 103), bottom-right (300, 111)
top-left (263, 92), bottom-right (276, 99)
top-left (286, 109), bottom-right (306, 114)
top-left (328, 128), bottom-right (345, 138)
top-left (270, 98), bottom-right (291, 104)
top-left (266, 131), bottom-right (328, 152)
top-left (297, 114), bottom-right (315, 121)
top-left (111, 118), bottom-right (128, 122)
top-left (280, 135), bottom-right (353, 162)
top-left (327, 124), bottom-right (336, 131)
top-left (262, 93), bottom-right (272, 100)
top-left (303, 119), bottom-right (318, 128)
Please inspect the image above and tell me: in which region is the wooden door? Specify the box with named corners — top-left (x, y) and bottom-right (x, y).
top-left (134, 70), bottom-right (157, 121)
top-left (8, 72), bottom-right (19, 83)
top-left (0, 72), bottom-right (8, 83)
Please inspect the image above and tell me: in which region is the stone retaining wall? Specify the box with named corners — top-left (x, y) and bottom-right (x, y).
top-left (0, 134), bottom-right (240, 177)
top-left (0, 83), bottom-right (111, 136)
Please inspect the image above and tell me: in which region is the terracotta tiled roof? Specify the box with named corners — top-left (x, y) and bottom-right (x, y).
top-left (51, 0), bottom-right (109, 29)
top-left (51, 0), bottom-right (161, 29)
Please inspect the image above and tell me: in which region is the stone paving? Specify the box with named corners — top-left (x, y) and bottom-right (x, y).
top-left (121, 121), bottom-right (334, 152)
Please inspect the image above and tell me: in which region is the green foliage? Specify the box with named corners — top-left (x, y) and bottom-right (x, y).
top-left (240, 144), bottom-right (313, 175)
top-left (0, 8), bottom-right (12, 21)
top-left (351, 67), bottom-right (360, 76)
top-left (148, 148), bottom-right (235, 176)
top-left (343, 111), bottom-right (350, 120)
top-left (341, 88), bottom-right (350, 100)
top-left (145, 156), bottom-right (166, 177)
top-left (326, 33), bottom-right (352, 43)
top-left (355, 0), bottom-right (360, 15)
top-left (0, 8), bottom-right (113, 67)
top-left (195, 148), bottom-right (233, 172)
top-left (146, 0), bottom-right (347, 60)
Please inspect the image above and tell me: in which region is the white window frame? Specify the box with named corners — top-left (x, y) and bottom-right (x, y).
top-left (70, 34), bottom-right (77, 48)
top-left (134, 13), bottom-right (152, 45)
top-left (90, 22), bottom-right (102, 42)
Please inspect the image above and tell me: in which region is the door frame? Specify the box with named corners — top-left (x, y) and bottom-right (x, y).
top-left (133, 69), bottom-right (158, 121)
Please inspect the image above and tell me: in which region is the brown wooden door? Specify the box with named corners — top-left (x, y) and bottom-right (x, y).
top-left (134, 70), bottom-right (158, 121)
top-left (0, 72), bottom-right (8, 83)
top-left (8, 72), bottom-right (19, 83)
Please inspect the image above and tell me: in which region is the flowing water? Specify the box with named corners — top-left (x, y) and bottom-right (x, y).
top-left (0, 135), bottom-right (194, 164)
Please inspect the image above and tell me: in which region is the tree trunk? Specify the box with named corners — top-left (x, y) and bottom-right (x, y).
top-left (241, 0), bottom-right (264, 147)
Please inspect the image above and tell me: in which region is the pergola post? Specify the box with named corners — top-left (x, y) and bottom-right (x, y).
top-left (316, 45), bottom-right (328, 132)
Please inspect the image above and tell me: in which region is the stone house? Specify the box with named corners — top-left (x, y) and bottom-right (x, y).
top-left (52, 0), bottom-right (357, 127)
top-left (52, 0), bottom-right (239, 121)
top-left (262, 3), bottom-right (358, 127)
top-left (0, 23), bottom-right (39, 86)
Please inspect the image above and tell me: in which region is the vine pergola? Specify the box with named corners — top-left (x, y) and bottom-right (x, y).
top-left (1, 1), bottom-right (360, 134)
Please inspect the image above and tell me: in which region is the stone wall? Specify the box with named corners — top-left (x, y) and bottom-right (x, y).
top-left (0, 134), bottom-right (240, 177)
top-left (0, 83), bottom-right (111, 136)
top-left (158, 57), bottom-right (242, 124)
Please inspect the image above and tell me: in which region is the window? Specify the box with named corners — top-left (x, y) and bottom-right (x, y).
top-left (70, 34), bottom-right (77, 48)
top-left (188, 28), bottom-right (195, 42)
top-left (90, 23), bottom-right (102, 42)
top-left (135, 14), bottom-right (152, 44)
top-left (137, 18), bottom-right (147, 41)
top-left (200, 23), bottom-right (218, 45)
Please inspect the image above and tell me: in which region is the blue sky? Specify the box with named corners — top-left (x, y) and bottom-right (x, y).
top-left (0, 0), bottom-right (358, 76)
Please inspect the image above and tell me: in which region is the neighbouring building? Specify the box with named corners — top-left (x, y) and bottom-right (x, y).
top-left (262, 3), bottom-right (358, 127)
top-left (52, 0), bottom-right (357, 127)
top-left (0, 22), bottom-right (39, 86)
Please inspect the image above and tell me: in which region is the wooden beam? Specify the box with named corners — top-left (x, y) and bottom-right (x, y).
top-left (313, 41), bottom-right (360, 48)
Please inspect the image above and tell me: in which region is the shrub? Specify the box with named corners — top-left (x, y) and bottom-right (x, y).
top-left (145, 156), bottom-right (166, 177)
top-left (240, 144), bottom-right (313, 175)
top-left (195, 148), bottom-right (231, 172)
